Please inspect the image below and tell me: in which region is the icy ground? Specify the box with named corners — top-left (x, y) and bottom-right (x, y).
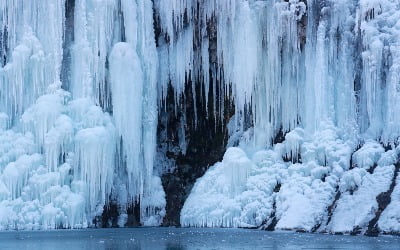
top-left (0, 228), bottom-right (399, 250)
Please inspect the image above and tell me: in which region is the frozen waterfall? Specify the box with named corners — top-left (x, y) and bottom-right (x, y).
top-left (0, 0), bottom-right (400, 235)
top-left (0, 0), bottom-right (163, 229)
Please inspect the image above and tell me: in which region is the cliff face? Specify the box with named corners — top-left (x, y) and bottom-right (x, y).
top-left (1, 0), bottom-right (400, 235)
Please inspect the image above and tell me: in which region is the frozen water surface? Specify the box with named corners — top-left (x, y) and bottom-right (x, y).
top-left (0, 228), bottom-right (399, 250)
top-left (2, 0), bottom-right (400, 235)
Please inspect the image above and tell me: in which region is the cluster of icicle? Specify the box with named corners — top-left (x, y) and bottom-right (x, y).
top-left (157, 0), bottom-right (400, 146)
top-left (0, 0), bottom-right (163, 229)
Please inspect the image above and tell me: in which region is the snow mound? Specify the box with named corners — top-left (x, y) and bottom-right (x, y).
top-left (182, 121), bottom-right (400, 234)
top-left (181, 147), bottom-right (279, 227)
top-left (328, 166), bottom-right (394, 233)
top-left (182, 124), bottom-right (354, 231)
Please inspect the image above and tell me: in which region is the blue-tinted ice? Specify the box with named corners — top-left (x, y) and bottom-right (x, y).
top-left (0, 228), bottom-right (399, 250)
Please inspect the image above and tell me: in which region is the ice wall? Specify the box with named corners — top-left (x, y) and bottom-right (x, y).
top-left (0, 0), bottom-right (163, 229)
top-left (180, 0), bottom-right (400, 235)
top-left (155, 0), bottom-right (400, 146)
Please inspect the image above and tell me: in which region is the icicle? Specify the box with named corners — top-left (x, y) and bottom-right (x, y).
top-left (0, 0), bottom-right (65, 125)
top-left (110, 42), bottom-right (144, 198)
top-left (0, 113), bottom-right (8, 131)
top-left (22, 92), bottom-right (66, 147)
top-left (74, 125), bottom-right (115, 217)
top-left (70, 0), bottom-right (116, 103)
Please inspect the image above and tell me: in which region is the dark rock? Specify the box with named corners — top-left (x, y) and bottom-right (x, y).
top-left (157, 49), bottom-right (234, 226)
top-left (61, 0), bottom-right (75, 92)
top-left (365, 163), bottom-right (400, 236)
top-left (350, 226), bottom-right (362, 236)
top-left (98, 201), bottom-right (141, 228)
top-left (324, 188), bottom-right (341, 229)
top-left (367, 163), bottom-right (378, 174)
top-left (99, 203), bottom-right (119, 228)
top-left (273, 183), bottom-right (281, 193)
top-left (260, 183), bottom-right (281, 231)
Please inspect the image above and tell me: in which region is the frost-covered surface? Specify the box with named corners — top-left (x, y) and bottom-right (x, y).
top-left (182, 124), bottom-right (399, 234)
top-left (326, 165), bottom-right (394, 233)
top-left (182, 122), bottom-right (353, 231)
top-left (182, 147), bottom-right (277, 227)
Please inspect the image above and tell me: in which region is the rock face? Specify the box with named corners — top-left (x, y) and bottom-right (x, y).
top-left (158, 83), bottom-right (233, 226)
top-left (153, 8), bottom-right (234, 226)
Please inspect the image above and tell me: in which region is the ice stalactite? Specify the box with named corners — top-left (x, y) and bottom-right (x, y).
top-left (70, 0), bottom-right (116, 103)
top-left (75, 125), bottom-right (115, 218)
top-left (302, 0), bottom-right (358, 137)
top-left (0, 0), bottom-right (65, 125)
top-left (110, 42), bottom-right (144, 199)
top-left (110, 0), bottom-right (162, 224)
top-left (155, 0), bottom-right (307, 147)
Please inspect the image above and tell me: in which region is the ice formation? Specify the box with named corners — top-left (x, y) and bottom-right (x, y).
top-left (1, 0), bottom-right (400, 235)
top-left (0, 0), bottom-right (163, 229)
top-left (181, 0), bottom-right (400, 235)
